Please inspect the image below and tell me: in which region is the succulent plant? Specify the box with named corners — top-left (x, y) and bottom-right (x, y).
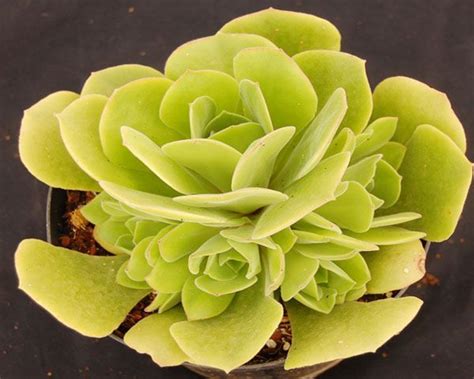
top-left (15, 8), bottom-right (472, 373)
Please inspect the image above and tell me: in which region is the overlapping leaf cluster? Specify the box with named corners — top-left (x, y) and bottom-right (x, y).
top-left (16, 8), bottom-right (472, 372)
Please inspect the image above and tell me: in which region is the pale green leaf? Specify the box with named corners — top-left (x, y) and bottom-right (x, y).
top-left (121, 127), bottom-right (217, 195)
top-left (381, 124), bottom-right (472, 241)
top-left (165, 32), bottom-right (276, 79)
top-left (372, 160), bottom-right (402, 208)
top-left (99, 181), bottom-right (241, 225)
top-left (15, 239), bottom-right (149, 337)
top-left (285, 297), bottom-right (423, 368)
top-left (375, 141), bottom-right (406, 170)
top-left (363, 240), bottom-right (426, 294)
top-left (194, 273), bottom-right (257, 296)
top-left (370, 212), bottom-right (421, 228)
top-left (317, 181), bottom-right (374, 233)
top-left (174, 188), bottom-right (288, 214)
top-left (79, 192), bottom-right (112, 225)
top-left (239, 79), bottom-right (273, 133)
top-left (220, 8), bottom-right (340, 55)
top-left (343, 155), bottom-right (382, 187)
top-left (159, 223), bottom-right (219, 263)
top-left (146, 255), bottom-right (190, 293)
top-left (81, 64), bottom-right (163, 96)
top-left (351, 117), bottom-right (397, 162)
top-left (126, 237), bottom-right (153, 281)
top-left (99, 78), bottom-right (182, 170)
top-left (190, 96), bottom-right (216, 139)
top-left (19, 91), bottom-right (99, 191)
top-left (272, 88), bottom-right (347, 189)
top-left (160, 70), bottom-right (240, 137)
top-left (162, 139), bottom-right (241, 192)
top-left (281, 249), bottom-right (319, 301)
top-left (205, 111), bottom-right (250, 135)
top-left (345, 227), bottom-right (425, 245)
top-left (58, 95), bottom-right (176, 195)
top-left (294, 50), bottom-right (372, 134)
top-left (233, 47), bottom-right (318, 131)
top-left (253, 152), bottom-right (350, 239)
top-left (294, 243), bottom-right (356, 261)
top-left (261, 245), bottom-right (285, 295)
top-left (372, 76), bottom-right (466, 151)
top-left (232, 127), bottom-right (295, 190)
top-left (208, 122), bottom-right (265, 153)
top-left (124, 307), bottom-right (189, 367)
top-left (182, 277), bottom-right (235, 321)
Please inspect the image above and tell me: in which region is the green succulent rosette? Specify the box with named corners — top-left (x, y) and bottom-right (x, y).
top-left (15, 8), bottom-right (472, 372)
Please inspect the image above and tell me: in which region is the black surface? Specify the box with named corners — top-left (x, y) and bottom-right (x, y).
top-left (0, 1), bottom-right (472, 378)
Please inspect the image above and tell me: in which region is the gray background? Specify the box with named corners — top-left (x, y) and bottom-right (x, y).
top-left (0, 0), bottom-right (472, 378)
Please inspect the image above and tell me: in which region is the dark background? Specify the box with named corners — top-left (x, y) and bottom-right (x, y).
top-left (0, 0), bottom-right (472, 378)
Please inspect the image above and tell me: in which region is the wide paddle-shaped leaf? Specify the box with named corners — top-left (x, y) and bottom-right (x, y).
top-left (171, 281), bottom-right (283, 372)
top-left (220, 8), bottom-right (340, 55)
top-left (285, 297), bottom-right (423, 369)
top-left (124, 307), bottom-right (189, 367)
top-left (19, 91), bottom-right (99, 191)
top-left (16, 240), bottom-right (149, 337)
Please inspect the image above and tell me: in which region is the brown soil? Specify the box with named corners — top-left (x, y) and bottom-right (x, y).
top-left (57, 190), bottom-right (419, 366)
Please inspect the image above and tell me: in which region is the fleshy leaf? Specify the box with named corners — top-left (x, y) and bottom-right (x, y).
top-left (126, 237), bottom-right (153, 281)
top-left (146, 255), bottom-right (190, 293)
top-left (375, 141), bottom-right (406, 170)
top-left (15, 239), bottom-right (149, 337)
top-left (208, 122), bottom-right (264, 153)
top-left (253, 152), bottom-right (350, 239)
top-left (159, 223), bottom-right (218, 263)
top-left (232, 127), bottom-right (295, 190)
top-left (300, 213), bottom-right (342, 234)
top-left (165, 32), bottom-right (276, 79)
top-left (195, 273), bottom-right (257, 296)
top-left (162, 139), bottom-right (241, 192)
top-left (227, 241), bottom-right (261, 278)
top-left (81, 64), bottom-right (163, 97)
top-left (100, 181), bottom-right (240, 225)
top-left (345, 227), bottom-right (425, 245)
top-left (295, 243), bottom-right (356, 261)
top-left (351, 117), bottom-right (397, 162)
top-left (382, 125), bottom-right (472, 241)
top-left (19, 91), bottom-right (99, 191)
top-left (93, 219), bottom-right (132, 255)
top-left (205, 111), bottom-right (250, 135)
top-left (171, 281), bottom-right (283, 373)
top-left (272, 228), bottom-right (298, 254)
top-left (116, 261), bottom-right (150, 290)
top-left (294, 50), bottom-right (372, 134)
top-left (272, 88), bottom-right (347, 189)
top-left (124, 307), bottom-right (189, 367)
top-left (121, 127), bottom-right (217, 195)
top-left (281, 249), bottom-right (319, 301)
top-left (239, 79), bottom-right (274, 133)
top-left (323, 128), bottom-right (356, 158)
top-left (372, 76), bottom-right (466, 151)
top-left (285, 297), bottom-right (423, 369)
top-left (58, 95), bottom-right (175, 195)
top-left (372, 160), bottom-right (402, 208)
top-left (160, 70), bottom-right (239, 137)
top-left (174, 188), bottom-right (288, 214)
top-left (221, 225), bottom-right (276, 249)
top-left (99, 78), bottom-right (182, 170)
top-left (261, 245), bottom-right (285, 295)
top-left (190, 96), bottom-right (217, 139)
top-left (233, 47), bottom-right (318, 131)
top-left (220, 8), bottom-right (341, 55)
top-left (371, 212), bottom-right (421, 228)
top-left (363, 240), bottom-right (426, 294)
top-left (79, 192), bottom-right (112, 225)
top-left (317, 181), bottom-right (374, 233)
top-left (343, 155), bottom-right (382, 187)
top-left (182, 277), bottom-right (235, 320)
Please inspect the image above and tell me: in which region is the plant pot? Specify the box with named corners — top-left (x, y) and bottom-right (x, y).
top-left (46, 187), bottom-right (429, 379)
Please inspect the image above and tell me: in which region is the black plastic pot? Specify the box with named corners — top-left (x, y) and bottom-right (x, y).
top-left (46, 187), bottom-right (429, 379)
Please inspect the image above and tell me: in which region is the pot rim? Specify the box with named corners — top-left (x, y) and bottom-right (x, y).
top-left (45, 187), bottom-right (430, 374)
